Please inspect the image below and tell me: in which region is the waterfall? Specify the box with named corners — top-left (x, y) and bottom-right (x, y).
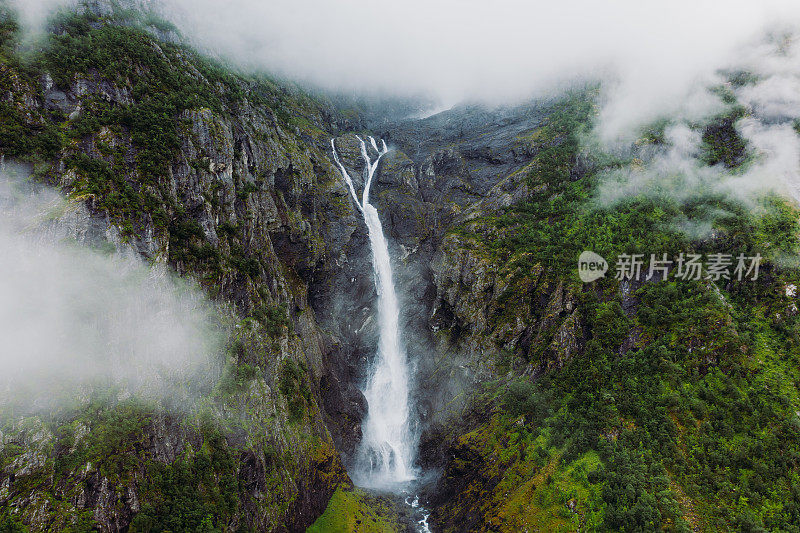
top-left (331, 136), bottom-right (416, 488)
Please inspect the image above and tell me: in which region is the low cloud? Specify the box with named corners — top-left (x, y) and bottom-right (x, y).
top-left (595, 33), bottom-right (800, 225)
top-left (10, 0), bottom-right (800, 138)
top-left (0, 169), bottom-right (224, 411)
top-left (8, 0), bottom-right (71, 32)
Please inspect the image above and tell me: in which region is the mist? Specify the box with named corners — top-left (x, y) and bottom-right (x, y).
top-left (9, 0), bottom-right (800, 138)
top-left (0, 169), bottom-right (224, 412)
top-left (595, 31), bottom-right (800, 215)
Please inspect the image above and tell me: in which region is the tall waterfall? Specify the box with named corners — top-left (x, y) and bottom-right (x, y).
top-left (331, 136), bottom-right (416, 488)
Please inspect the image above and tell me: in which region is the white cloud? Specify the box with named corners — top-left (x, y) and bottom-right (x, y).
top-left (158, 0), bottom-right (800, 136)
top-left (12, 0), bottom-right (800, 137)
top-left (9, 0), bottom-right (72, 32)
top-left (732, 118), bottom-right (800, 201)
top-left (596, 33), bottom-right (800, 216)
top-left (0, 169), bottom-right (223, 410)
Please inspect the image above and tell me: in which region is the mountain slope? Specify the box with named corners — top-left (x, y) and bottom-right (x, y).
top-left (0, 6), bottom-right (368, 531)
top-left (382, 92), bottom-right (800, 532)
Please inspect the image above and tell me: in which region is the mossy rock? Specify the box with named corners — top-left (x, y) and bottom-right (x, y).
top-left (306, 487), bottom-right (401, 533)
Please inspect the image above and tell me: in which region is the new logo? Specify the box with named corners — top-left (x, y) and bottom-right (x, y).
top-left (578, 251), bottom-right (608, 283)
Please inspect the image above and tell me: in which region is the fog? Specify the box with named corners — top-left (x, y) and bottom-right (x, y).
top-left (9, 0), bottom-right (55, 26)
top-left (0, 169), bottom-right (224, 411)
top-left (596, 32), bottom-right (800, 214)
top-left (150, 0), bottom-right (800, 138)
top-left (9, 0), bottom-right (800, 139)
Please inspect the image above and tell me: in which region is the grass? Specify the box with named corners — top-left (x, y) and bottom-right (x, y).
top-left (306, 487), bottom-right (400, 533)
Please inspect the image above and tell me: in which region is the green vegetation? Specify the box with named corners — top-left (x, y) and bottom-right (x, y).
top-left (129, 422), bottom-right (239, 532)
top-left (481, 92), bottom-right (788, 281)
top-left (701, 105), bottom-right (748, 168)
top-left (484, 91), bottom-right (683, 275)
top-left (3, 398), bottom-right (245, 532)
top-left (40, 15), bottom-right (224, 226)
top-left (279, 359), bottom-right (311, 423)
top-left (251, 302), bottom-right (289, 335)
top-left (306, 487), bottom-right (400, 533)
top-left (215, 339), bottom-right (259, 396)
top-left (53, 399), bottom-right (152, 482)
top-left (66, 152), bottom-right (166, 227)
top-left (500, 273), bottom-right (800, 531)
top-left (0, 100), bottom-right (63, 160)
top-left (0, 8), bottom-right (329, 262)
top-left (0, 510), bottom-right (27, 533)
top-left (443, 90), bottom-right (800, 531)
top-left (0, 8), bottom-right (64, 160)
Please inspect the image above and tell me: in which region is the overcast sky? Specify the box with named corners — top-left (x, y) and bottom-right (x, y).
top-left (12, 0), bottom-right (800, 136)
top-left (166, 1), bottom-right (800, 129)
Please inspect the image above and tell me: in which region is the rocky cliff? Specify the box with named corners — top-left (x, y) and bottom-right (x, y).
top-left (378, 90), bottom-right (800, 532)
top-left (0, 5), bottom-right (368, 531)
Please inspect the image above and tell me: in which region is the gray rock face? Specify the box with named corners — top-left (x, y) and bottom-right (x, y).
top-left (0, 42), bottom-right (360, 533)
top-left (323, 117), bottom-right (554, 458)
top-left (379, 102), bottom-right (551, 195)
top-left (311, 102), bottom-right (590, 488)
top-left (326, 102), bottom-right (583, 458)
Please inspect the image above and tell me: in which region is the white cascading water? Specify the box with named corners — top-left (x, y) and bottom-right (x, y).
top-left (331, 136), bottom-right (417, 488)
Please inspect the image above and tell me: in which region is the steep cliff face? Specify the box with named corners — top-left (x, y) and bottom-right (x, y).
top-left (356, 101), bottom-right (580, 437)
top-left (315, 100), bottom-right (598, 532)
top-left (0, 7), bottom-right (371, 532)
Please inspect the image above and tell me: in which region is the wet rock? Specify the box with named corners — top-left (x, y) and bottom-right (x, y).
top-left (0, 31), bottom-right (360, 531)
